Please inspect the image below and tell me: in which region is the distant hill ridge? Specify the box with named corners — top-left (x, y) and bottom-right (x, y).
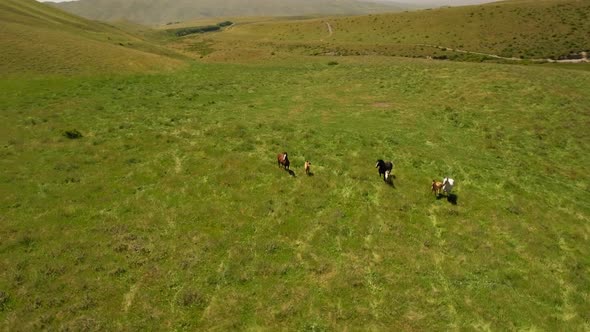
top-left (212, 0), bottom-right (590, 61)
top-left (0, 0), bottom-right (182, 75)
top-left (51, 0), bottom-right (413, 25)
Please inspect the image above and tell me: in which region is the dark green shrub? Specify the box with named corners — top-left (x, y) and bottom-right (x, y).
top-left (177, 289), bottom-right (206, 308)
top-left (0, 291), bottom-right (9, 311)
top-left (172, 25), bottom-right (220, 37)
top-left (63, 129), bottom-right (83, 139)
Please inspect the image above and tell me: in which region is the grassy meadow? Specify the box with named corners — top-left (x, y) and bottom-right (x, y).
top-left (2, 0), bottom-right (590, 330)
top-left (2, 57), bottom-right (590, 330)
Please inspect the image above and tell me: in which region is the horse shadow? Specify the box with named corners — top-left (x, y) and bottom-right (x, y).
top-left (385, 177), bottom-right (395, 188)
top-left (287, 169), bottom-right (296, 177)
top-left (384, 174), bottom-right (396, 187)
top-left (306, 172), bottom-right (314, 177)
top-left (436, 193), bottom-right (458, 205)
top-left (447, 194), bottom-right (458, 205)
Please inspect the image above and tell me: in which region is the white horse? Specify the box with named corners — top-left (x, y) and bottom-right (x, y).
top-left (442, 178), bottom-right (454, 195)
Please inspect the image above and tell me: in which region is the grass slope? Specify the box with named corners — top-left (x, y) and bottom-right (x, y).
top-left (197, 0), bottom-right (590, 60)
top-left (1, 57), bottom-right (589, 330)
top-left (0, 0), bottom-right (183, 76)
top-left (53, 0), bottom-right (411, 26)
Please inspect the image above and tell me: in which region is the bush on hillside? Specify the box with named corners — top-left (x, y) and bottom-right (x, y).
top-left (177, 289), bottom-right (207, 308)
top-left (173, 25), bottom-right (220, 37)
top-left (217, 21), bottom-right (233, 27)
top-left (169, 21), bottom-right (232, 37)
top-left (0, 291), bottom-right (9, 311)
top-left (63, 129), bottom-right (83, 139)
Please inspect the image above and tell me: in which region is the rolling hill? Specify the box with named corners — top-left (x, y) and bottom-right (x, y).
top-left (0, 0), bottom-right (183, 75)
top-left (183, 0), bottom-right (590, 61)
top-left (52, 0), bottom-right (413, 26)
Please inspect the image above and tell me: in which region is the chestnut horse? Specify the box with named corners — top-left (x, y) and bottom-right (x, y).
top-left (277, 152), bottom-right (290, 170)
top-left (432, 180), bottom-right (443, 195)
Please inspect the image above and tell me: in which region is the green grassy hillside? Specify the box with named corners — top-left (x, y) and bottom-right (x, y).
top-left (53, 0), bottom-right (412, 26)
top-left (0, 0), bottom-right (184, 76)
top-left (192, 0), bottom-right (590, 61)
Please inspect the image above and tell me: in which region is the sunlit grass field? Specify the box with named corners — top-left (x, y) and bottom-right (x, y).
top-left (1, 56), bottom-right (589, 330)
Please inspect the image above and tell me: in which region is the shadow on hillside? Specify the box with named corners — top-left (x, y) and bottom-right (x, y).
top-left (287, 169), bottom-right (296, 177)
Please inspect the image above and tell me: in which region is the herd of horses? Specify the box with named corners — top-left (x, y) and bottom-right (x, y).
top-left (277, 152), bottom-right (455, 198)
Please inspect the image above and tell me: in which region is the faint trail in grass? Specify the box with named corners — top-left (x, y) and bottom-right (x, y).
top-left (428, 205), bottom-right (459, 330)
top-left (167, 214), bottom-right (177, 230)
top-left (544, 201), bottom-right (587, 322)
top-left (294, 217), bottom-right (323, 269)
top-left (364, 225), bottom-right (386, 321)
top-left (557, 237), bottom-right (577, 321)
top-left (123, 282), bottom-right (141, 312)
top-left (171, 285), bottom-right (184, 314)
top-left (174, 152), bottom-right (183, 174)
top-left (199, 253), bottom-right (230, 320)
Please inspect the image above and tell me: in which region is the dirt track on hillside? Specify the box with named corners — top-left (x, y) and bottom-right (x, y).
top-left (315, 23), bottom-right (586, 64)
top-left (325, 22), bottom-right (333, 37)
top-left (417, 44), bottom-right (589, 63)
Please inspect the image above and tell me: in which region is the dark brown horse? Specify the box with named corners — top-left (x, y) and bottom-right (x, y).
top-left (277, 152), bottom-right (290, 170)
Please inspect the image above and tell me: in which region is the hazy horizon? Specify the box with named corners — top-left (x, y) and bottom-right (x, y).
top-left (42, 0), bottom-right (500, 5)
top-left (377, 0), bottom-right (499, 5)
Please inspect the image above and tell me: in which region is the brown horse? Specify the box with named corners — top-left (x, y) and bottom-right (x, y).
top-left (431, 180), bottom-right (443, 195)
top-left (277, 152), bottom-right (290, 170)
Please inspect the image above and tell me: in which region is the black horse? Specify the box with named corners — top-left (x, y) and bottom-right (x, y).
top-left (375, 159), bottom-right (393, 182)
